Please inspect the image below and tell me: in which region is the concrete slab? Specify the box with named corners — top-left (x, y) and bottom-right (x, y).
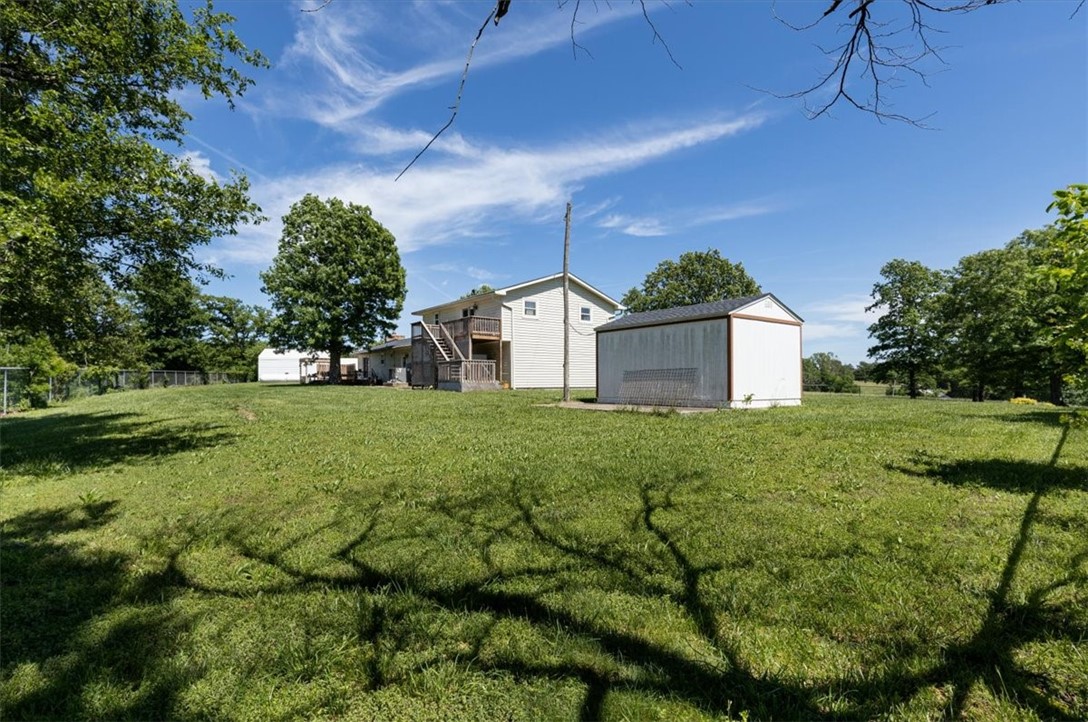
top-left (546, 401), bottom-right (719, 415)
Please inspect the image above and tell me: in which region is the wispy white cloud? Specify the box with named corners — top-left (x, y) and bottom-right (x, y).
top-left (179, 150), bottom-right (220, 182)
top-left (598, 213), bottom-right (669, 237)
top-left (214, 112), bottom-right (768, 264)
top-left (803, 322), bottom-right (861, 341)
top-left (801, 294), bottom-right (879, 346)
top-left (428, 262), bottom-right (505, 282)
top-left (806, 295), bottom-right (878, 324)
top-left (268, 1), bottom-right (648, 129)
top-left (690, 201), bottom-right (777, 225)
top-left (594, 197), bottom-right (780, 238)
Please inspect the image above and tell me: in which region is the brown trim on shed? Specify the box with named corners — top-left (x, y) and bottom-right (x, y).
top-left (727, 315), bottom-right (734, 403)
top-left (799, 323), bottom-right (804, 396)
top-left (595, 331), bottom-right (600, 400)
top-left (730, 313), bottom-right (803, 327)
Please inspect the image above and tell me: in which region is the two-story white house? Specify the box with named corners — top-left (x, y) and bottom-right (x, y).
top-left (410, 273), bottom-right (623, 390)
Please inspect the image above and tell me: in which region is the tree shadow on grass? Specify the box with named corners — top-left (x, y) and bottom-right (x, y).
top-left (154, 473), bottom-right (832, 720)
top-left (0, 410), bottom-right (236, 477)
top-left (1, 503), bottom-right (199, 720)
top-left (880, 425), bottom-right (1087, 719)
top-left (58, 424), bottom-right (1083, 720)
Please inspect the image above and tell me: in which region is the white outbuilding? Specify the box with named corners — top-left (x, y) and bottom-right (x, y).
top-left (595, 294), bottom-right (803, 408)
top-left (257, 349), bottom-right (322, 383)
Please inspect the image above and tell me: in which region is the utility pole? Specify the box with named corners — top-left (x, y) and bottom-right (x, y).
top-left (562, 201), bottom-right (571, 403)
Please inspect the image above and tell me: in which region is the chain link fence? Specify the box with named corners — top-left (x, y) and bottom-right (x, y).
top-left (1, 367), bottom-right (247, 413)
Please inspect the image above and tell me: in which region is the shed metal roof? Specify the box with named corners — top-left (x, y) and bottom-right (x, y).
top-left (595, 293), bottom-right (803, 333)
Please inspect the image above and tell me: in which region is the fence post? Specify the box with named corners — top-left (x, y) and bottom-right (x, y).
top-left (3, 369), bottom-right (7, 415)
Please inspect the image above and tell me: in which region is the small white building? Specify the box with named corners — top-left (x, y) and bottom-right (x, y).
top-left (368, 337), bottom-right (412, 383)
top-left (257, 349), bottom-right (358, 383)
top-left (411, 273), bottom-right (623, 390)
top-left (595, 294), bottom-right (803, 408)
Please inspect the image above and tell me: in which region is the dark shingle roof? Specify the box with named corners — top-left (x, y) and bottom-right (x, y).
top-left (596, 294), bottom-right (801, 333)
top-left (369, 337), bottom-right (412, 352)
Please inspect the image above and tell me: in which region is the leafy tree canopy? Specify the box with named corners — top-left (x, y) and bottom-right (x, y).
top-left (261, 195), bottom-right (407, 384)
top-left (459, 284), bottom-right (496, 299)
top-left (803, 352), bottom-right (859, 394)
top-left (0, 0), bottom-right (266, 357)
top-left (621, 249), bottom-right (761, 313)
top-left (1044, 184), bottom-right (1088, 375)
top-left (939, 245), bottom-right (1041, 400)
top-left (866, 259), bottom-right (947, 399)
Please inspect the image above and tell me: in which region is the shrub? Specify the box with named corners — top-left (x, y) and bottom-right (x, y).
top-left (0, 336), bottom-right (77, 408)
top-left (1010, 397), bottom-right (1038, 405)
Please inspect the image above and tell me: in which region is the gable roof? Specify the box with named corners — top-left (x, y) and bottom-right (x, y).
top-left (595, 293), bottom-right (803, 333)
top-left (412, 272), bottom-right (622, 316)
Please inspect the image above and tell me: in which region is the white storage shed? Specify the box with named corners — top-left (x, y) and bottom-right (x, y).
top-left (595, 294), bottom-right (803, 408)
top-left (257, 349), bottom-right (321, 383)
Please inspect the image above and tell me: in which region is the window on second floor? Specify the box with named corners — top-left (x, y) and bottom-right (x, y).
top-left (580, 306), bottom-right (591, 322)
top-left (523, 300), bottom-right (537, 317)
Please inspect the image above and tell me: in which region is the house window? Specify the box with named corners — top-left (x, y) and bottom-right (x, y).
top-left (524, 300), bottom-right (537, 317)
top-left (580, 306), bottom-right (591, 322)
top-left (462, 307), bottom-right (476, 317)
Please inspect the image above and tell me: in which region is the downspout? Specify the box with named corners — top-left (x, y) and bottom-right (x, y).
top-left (501, 302), bottom-right (515, 389)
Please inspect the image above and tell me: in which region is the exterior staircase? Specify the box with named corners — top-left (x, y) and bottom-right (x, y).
top-left (423, 323), bottom-right (460, 361)
top-left (411, 319), bottom-right (500, 391)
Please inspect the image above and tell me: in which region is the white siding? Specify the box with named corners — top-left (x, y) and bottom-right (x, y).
top-left (505, 278), bottom-right (617, 388)
top-left (370, 348), bottom-right (408, 380)
top-left (733, 296), bottom-right (799, 323)
top-left (258, 349), bottom-right (314, 382)
top-left (597, 319), bottom-right (730, 406)
top-left (730, 318), bottom-right (802, 407)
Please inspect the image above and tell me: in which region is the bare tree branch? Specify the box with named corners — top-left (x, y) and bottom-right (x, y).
top-left (395, 3), bottom-right (503, 182)
top-left (566, 0), bottom-right (595, 60)
top-left (300, 0), bottom-right (334, 13)
top-left (638, 0), bottom-right (682, 70)
top-left (764, 0), bottom-right (1006, 125)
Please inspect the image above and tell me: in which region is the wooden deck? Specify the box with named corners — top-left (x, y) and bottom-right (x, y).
top-left (304, 361), bottom-right (358, 384)
top-left (411, 317), bottom-right (503, 390)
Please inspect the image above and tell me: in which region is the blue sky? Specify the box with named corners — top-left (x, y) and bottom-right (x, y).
top-left (185, 0), bottom-right (1087, 364)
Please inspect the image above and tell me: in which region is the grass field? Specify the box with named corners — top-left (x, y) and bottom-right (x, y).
top-left (1, 386), bottom-right (1085, 721)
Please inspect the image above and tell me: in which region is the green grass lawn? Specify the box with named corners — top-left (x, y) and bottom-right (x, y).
top-left (1, 387), bottom-right (1085, 721)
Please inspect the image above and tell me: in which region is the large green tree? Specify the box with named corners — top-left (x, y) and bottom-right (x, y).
top-left (129, 260), bottom-right (208, 371)
top-left (866, 259), bottom-right (947, 399)
top-left (201, 296), bottom-right (269, 379)
top-left (0, 0), bottom-right (265, 358)
top-left (621, 249), bottom-right (761, 313)
top-left (1043, 184), bottom-right (1088, 385)
top-left (940, 245), bottom-right (1041, 401)
top-left (802, 352), bottom-right (859, 393)
top-left (261, 195), bottom-right (406, 384)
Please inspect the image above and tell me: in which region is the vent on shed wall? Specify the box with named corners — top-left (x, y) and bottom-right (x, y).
top-left (619, 368), bottom-right (698, 406)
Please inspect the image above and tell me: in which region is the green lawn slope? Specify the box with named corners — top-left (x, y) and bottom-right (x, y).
top-left (2, 387), bottom-right (1085, 721)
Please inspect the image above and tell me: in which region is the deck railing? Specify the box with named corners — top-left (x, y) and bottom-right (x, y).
top-left (437, 360), bottom-right (496, 383)
top-left (442, 316), bottom-right (501, 340)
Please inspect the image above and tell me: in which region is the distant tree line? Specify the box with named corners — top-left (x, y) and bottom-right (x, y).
top-left (865, 185), bottom-right (1088, 404)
